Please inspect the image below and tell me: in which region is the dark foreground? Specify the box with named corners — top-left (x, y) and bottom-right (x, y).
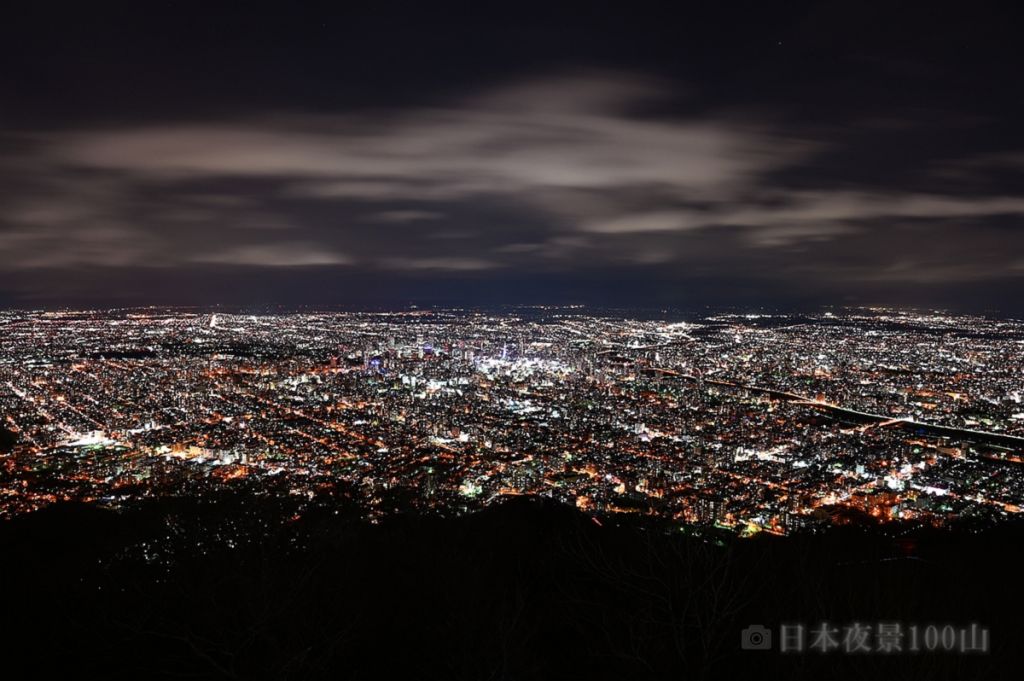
top-left (1, 496), bottom-right (1020, 680)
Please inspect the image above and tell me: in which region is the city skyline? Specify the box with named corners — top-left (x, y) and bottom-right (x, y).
top-left (4, 306), bottom-right (1022, 532)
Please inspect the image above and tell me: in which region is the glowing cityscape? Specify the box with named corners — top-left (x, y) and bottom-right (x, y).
top-left (4, 306), bottom-right (1023, 534)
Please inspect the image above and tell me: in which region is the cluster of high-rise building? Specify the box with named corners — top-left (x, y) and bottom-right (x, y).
top-left (2, 306), bottom-right (1023, 534)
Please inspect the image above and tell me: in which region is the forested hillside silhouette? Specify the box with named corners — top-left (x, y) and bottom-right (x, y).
top-left (1, 494), bottom-right (1017, 680)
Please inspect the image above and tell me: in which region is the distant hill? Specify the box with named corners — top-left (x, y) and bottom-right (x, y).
top-left (0, 495), bottom-right (1019, 680)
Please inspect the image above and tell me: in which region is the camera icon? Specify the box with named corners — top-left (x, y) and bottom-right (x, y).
top-left (741, 624), bottom-right (773, 650)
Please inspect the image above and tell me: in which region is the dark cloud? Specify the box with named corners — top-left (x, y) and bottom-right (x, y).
top-left (1, 2), bottom-right (1023, 311)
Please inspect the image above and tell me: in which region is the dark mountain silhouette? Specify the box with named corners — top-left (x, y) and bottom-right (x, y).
top-left (1, 494), bottom-right (1019, 680)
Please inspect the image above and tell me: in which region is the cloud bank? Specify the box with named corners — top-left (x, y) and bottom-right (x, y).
top-left (2, 71), bottom-right (1023, 306)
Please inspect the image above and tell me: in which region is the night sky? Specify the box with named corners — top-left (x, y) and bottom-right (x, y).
top-left (2, 2), bottom-right (1023, 312)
